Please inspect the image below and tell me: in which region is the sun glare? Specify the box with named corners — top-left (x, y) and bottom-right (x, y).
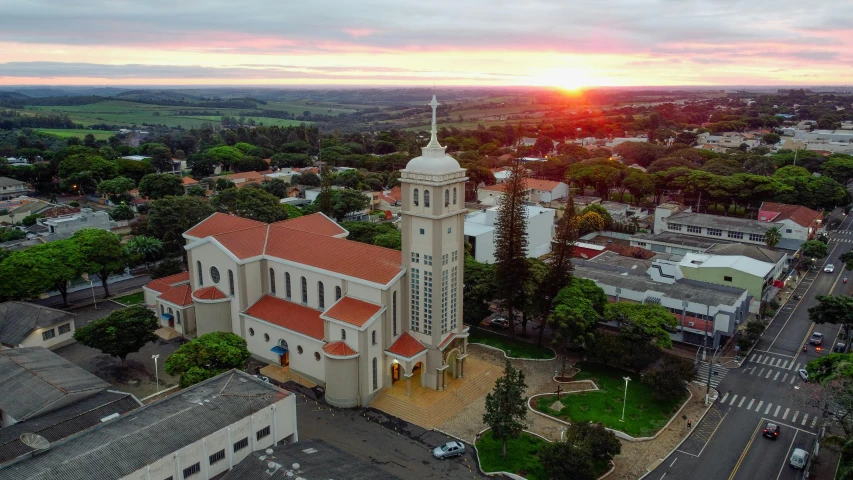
top-left (527, 67), bottom-right (605, 92)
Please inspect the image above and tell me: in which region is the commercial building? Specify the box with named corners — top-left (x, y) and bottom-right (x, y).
top-left (464, 204), bottom-right (555, 263)
top-left (0, 177), bottom-right (29, 201)
top-left (0, 302), bottom-right (76, 350)
top-left (0, 370), bottom-right (297, 480)
top-left (36, 208), bottom-right (112, 238)
top-left (476, 178), bottom-right (569, 206)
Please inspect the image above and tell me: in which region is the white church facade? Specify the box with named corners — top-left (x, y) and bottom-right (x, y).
top-left (146, 97), bottom-right (470, 407)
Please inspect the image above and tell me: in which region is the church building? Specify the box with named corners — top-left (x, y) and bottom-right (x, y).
top-left (145, 97), bottom-right (470, 407)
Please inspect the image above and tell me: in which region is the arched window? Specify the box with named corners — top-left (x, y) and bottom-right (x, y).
top-left (269, 268), bottom-right (276, 294)
top-left (413, 188), bottom-right (419, 206)
top-left (168, 307), bottom-right (173, 315)
top-left (445, 189), bottom-right (450, 207)
top-left (176, 310), bottom-right (181, 324)
top-left (285, 272), bottom-right (291, 299)
top-left (341, 329), bottom-right (346, 341)
top-left (392, 291), bottom-right (397, 336)
top-left (371, 330), bottom-right (376, 345)
top-left (301, 277), bottom-right (308, 304)
top-left (424, 189), bottom-right (430, 207)
top-left (453, 187), bottom-right (457, 205)
top-left (372, 357), bottom-right (378, 390)
top-left (318, 281), bottom-right (325, 309)
top-left (228, 270), bottom-right (234, 296)
top-left (160, 305), bottom-right (164, 315)
top-left (197, 261), bottom-right (203, 286)
top-left (335, 286), bottom-right (342, 301)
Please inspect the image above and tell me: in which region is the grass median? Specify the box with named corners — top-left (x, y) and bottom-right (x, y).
top-left (467, 328), bottom-right (554, 360)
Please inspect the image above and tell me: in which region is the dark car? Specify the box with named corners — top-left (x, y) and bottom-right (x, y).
top-left (490, 317), bottom-right (509, 329)
top-left (763, 422), bottom-right (780, 440)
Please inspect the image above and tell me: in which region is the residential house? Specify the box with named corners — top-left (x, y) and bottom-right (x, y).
top-left (758, 202), bottom-right (823, 241)
top-left (0, 370), bottom-right (297, 480)
top-left (465, 204), bottom-right (556, 263)
top-left (36, 208), bottom-right (112, 237)
top-left (476, 178), bottom-right (569, 206)
top-left (0, 177), bottom-right (28, 201)
top-left (0, 302), bottom-right (76, 350)
top-left (380, 186), bottom-right (402, 207)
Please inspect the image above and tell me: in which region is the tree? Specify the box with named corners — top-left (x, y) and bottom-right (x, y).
top-left (762, 133), bottom-right (781, 145)
top-left (604, 302), bottom-right (677, 370)
top-left (549, 283), bottom-right (599, 377)
top-left (164, 332), bottom-right (252, 388)
top-left (74, 305), bottom-right (158, 367)
top-left (809, 295), bottom-right (853, 353)
top-left (294, 172), bottom-right (321, 187)
top-left (317, 163), bottom-right (335, 217)
top-left (823, 157), bottom-right (853, 186)
top-left (204, 146), bottom-right (244, 170)
top-left (0, 239), bottom-right (85, 306)
top-left (463, 252), bottom-right (497, 324)
top-left (841, 249), bottom-right (853, 270)
top-left (186, 155), bottom-right (218, 177)
top-left (138, 173), bottom-right (184, 199)
top-left (613, 142), bottom-right (665, 167)
top-left (215, 178), bottom-right (236, 191)
top-left (494, 159), bottom-right (529, 339)
top-left (801, 240), bottom-right (829, 260)
top-left (212, 187), bottom-right (289, 223)
top-left (147, 196), bottom-right (215, 259)
top-left (764, 226), bottom-right (782, 248)
top-left (149, 145), bottom-right (174, 172)
top-left (72, 229), bottom-right (128, 298)
top-left (186, 185), bottom-right (206, 197)
top-left (97, 176), bottom-right (136, 201)
top-left (743, 156), bottom-right (776, 176)
top-left (538, 441), bottom-right (596, 480)
top-left (314, 189), bottom-right (370, 222)
top-left (576, 211), bottom-right (605, 235)
top-left (642, 354), bottom-right (694, 401)
top-left (622, 170), bottom-right (655, 205)
top-left (563, 421), bottom-right (621, 464)
top-left (373, 230), bottom-right (402, 250)
top-left (110, 204), bottom-right (135, 221)
top-left (263, 178), bottom-right (289, 198)
top-left (482, 360), bottom-right (528, 458)
top-left (536, 196), bottom-right (577, 347)
top-left (151, 257), bottom-right (185, 279)
top-left (126, 235), bottom-right (164, 270)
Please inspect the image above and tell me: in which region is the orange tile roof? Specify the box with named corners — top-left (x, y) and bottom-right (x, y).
top-left (480, 178), bottom-right (564, 193)
top-left (323, 297), bottom-right (382, 328)
top-left (181, 177), bottom-right (199, 185)
top-left (381, 186), bottom-right (402, 204)
top-left (272, 213), bottom-right (347, 237)
top-left (184, 213), bottom-right (266, 238)
top-left (223, 171), bottom-right (265, 184)
top-left (214, 225), bottom-right (269, 259)
top-left (192, 286), bottom-right (228, 301)
top-left (386, 332), bottom-right (426, 359)
top-left (145, 272), bottom-right (190, 294)
top-left (266, 226), bottom-right (402, 285)
top-left (157, 284), bottom-right (193, 306)
top-left (759, 202), bottom-right (823, 228)
top-left (323, 341), bottom-right (358, 357)
top-left (244, 295), bottom-right (324, 340)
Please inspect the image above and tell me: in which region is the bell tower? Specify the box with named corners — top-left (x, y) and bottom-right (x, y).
top-left (400, 96), bottom-right (468, 390)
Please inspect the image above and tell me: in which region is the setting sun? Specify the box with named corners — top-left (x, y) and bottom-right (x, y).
top-left (527, 67), bottom-right (604, 91)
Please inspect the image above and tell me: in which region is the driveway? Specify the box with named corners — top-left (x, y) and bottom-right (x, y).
top-left (294, 393), bottom-right (490, 479)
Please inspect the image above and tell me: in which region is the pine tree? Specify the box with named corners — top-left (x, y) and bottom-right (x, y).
top-left (317, 162), bottom-right (334, 219)
top-left (482, 360), bottom-right (528, 458)
top-left (494, 157), bottom-right (528, 340)
top-left (537, 194), bottom-right (577, 347)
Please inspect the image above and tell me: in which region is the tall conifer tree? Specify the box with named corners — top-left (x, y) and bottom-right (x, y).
top-left (494, 157), bottom-right (528, 339)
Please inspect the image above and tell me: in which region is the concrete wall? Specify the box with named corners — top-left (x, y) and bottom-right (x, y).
top-left (779, 219), bottom-right (811, 241)
top-left (242, 314), bottom-right (326, 384)
top-left (121, 394), bottom-right (297, 480)
top-left (19, 321), bottom-right (75, 350)
top-left (195, 300), bottom-right (232, 336)
top-left (324, 356), bottom-right (359, 407)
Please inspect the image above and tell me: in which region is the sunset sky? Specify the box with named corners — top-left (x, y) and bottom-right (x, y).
top-left (1, 0), bottom-right (852, 87)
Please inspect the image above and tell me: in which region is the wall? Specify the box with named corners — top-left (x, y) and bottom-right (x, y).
top-left (527, 208), bottom-right (555, 258)
top-left (242, 315), bottom-right (326, 384)
top-left (19, 321), bottom-right (75, 350)
top-left (324, 356), bottom-right (359, 407)
top-left (681, 266), bottom-right (762, 313)
top-left (195, 300), bottom-right (232, 336)
top-left (779, 219), bottom-right (811, 241)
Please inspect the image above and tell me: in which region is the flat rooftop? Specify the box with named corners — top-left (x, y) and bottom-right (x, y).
top-left (665, 212), bottom-right (783, 235)
top-left (0, 370), bottom-right (291, 480)
top-left (633, 231), bottom-right (734, 250)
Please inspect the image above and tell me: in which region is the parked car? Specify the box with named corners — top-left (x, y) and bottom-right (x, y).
top-left (433, 441), bottom-right (466, 459)
top-left (489, 317), bottom-right (509, 329)
top-left (790, 448), bottom-right (809, 469)
top-left (836, 342), bottom-right (847, 353)
top-left (763, 422), bottom-right (780, 440)
top-left (825, 264), bottom-right (835, 273)
top-left (798, 369), bottom-right (809, 382)
top-left (810, 332), bottom-right (824, 345)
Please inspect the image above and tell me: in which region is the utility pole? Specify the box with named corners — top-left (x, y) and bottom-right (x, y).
top-left (705, 305), bottom-right (713, 397)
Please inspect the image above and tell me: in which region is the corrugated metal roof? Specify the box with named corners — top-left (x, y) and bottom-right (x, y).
top-left (0, 302), bottom-right (75, 347)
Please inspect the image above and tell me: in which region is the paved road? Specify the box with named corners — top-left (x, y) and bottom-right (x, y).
top-left (647, 212), bottom-right (853, 480)
top-left (34, 275), bottom-right (151, 308)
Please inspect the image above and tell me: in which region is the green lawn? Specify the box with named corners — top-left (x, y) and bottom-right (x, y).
top-left (532, 362), bottom-right (687, 438)
top-left (468, 328), bottom-right (555, 360)
top-left (476, 431), bottom-right (549, 480)
top-left (35, 129), bottom-right (114, 141)
top-left (112, 291), bottom-right (145, 306)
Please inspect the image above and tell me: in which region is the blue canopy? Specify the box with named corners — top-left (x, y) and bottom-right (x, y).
top-left (270, 346), bottom-right (287, 355)
top-left (160, 313), bottom-right (173, 320)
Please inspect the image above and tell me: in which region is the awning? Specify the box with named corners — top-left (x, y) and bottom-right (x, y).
top-left (270, 346), bottom-right (287, 355)
top-left (160, 314), bottom-right (173, 320)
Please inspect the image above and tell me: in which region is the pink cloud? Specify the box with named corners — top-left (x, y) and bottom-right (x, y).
top-left (343, 28), bottom-right (376, 38)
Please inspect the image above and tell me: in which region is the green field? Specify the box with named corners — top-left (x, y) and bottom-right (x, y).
top-left (467, 328), bottom-right (555, 359)
top-left (476, 431), bottom-right (549, 480)
top-left (532, 362), bottom-right (687, 438)
top-left (35, 129), bottom-right (114, 141)
top-left (112, 291), bottom-right (145, 306)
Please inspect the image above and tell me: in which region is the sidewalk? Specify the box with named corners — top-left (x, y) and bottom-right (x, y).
top-left (34, 275), bottom-right (151, 309)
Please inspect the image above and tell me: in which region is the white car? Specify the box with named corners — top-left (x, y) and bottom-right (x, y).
top-left (798, 369), bottom-right (809, 382)
top-left (825, 264), bottom-right (835, 273)
top-left (433, 441), bottom-right (466, 459)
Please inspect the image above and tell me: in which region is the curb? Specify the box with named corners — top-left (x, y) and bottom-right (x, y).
top-left (527, 385), bottom-right (694, 442)
top-left (637, 387), bottom-right (719, 480)
top-left (468, 342), bottom-right (557, 362)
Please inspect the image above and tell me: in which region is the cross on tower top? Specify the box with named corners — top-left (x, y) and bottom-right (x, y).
top-left (427, 95), bottom-right (440, 147)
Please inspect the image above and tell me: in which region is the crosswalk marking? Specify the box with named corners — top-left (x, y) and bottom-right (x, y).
top-left (750, 353), bottom-right (757, 362)
top-left (762, 357), bottom-right (770, 365)
top-left (783, 408), bottom-right (790, 420)
top-left (694, 362), bottom-right (729, 388)
top-left (774, 372), bottom-right (780, 381)
top-left (782, 373), bottom-right (789, 382)
top-left (756, 401), bottom-right (764, 412)
top-left (775, 406), bottom-right (780, 417)
top-left (802, 414), bottom-right (809, 426)
top-left (739, 397), bottom-right (746, 408)
top-left (812, 417), bottom-right (818, 428)
top-left (750, 367), bottom-right (756, 374)
top-left (793, 362), bottom-right (801, 371)
top-left (792, 411), bottom-right (799, 423)
top-left (766, 370), bottom-right (773, 378)
top-left (780, 360), bottom-right (789, 369)
top-left (729, 394), bottom-right (738, 406)
top-left (721, 393), bottom-right (729, 403)
top-left (790, 376), bottom-right (797, 384)
top-left (765, 403), bottom-right (773, 415)
top-left (756, 354), bottom-right (763, 363)
top-left (759, 368), bottom-right (766, 376)
top-left (748, 399), bottom-right (755, 410)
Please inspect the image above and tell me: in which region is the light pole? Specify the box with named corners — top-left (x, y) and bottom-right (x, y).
top-left (152, 354), bottom-right (160, 394)
top-left (620, 376), bottom-right (631, 422)
top-left (89, 280), bottom-right (98, 310)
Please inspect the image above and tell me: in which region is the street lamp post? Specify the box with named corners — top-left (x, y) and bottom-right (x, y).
top-left (152, 354), bottom-right (160, 394)
top-left (620, 376), bottom-right (631, 422)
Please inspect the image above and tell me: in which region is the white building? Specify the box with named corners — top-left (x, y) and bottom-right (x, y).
top-left (0, 302), bottom-right (76, 350)
top-left (477, 178), bottom-right (569, 206)
top-left (464, 205), bottom-right (556, 263)
top-left (0, 177), bottom-right (28, 201)
top-left (37, 208), bottom-right (112, 237)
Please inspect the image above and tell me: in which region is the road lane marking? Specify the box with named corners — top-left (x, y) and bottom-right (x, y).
top-left (739, 397), bottom-right (746, 408)
top-left (782, 373), bottom-right (789, 382)
top-left (812, 417), bottom-right (818, 428)
top-left (766, 370), bottom-right (773, 378)
top-left (729, 394), bottom-right (738, 406)
top-left (783, 408), bottom-right (790, 419)
top-left (670, 457), bottom-right (677, 467)
top-left (774, 406), bottom-right (780, 417)
top-left (728, 419), bottom-right (765, 480)
top-left (774, 371), bottom-right (780, 381)
top-left (747, 399), bottom-right (755, 410)
top-left (802, 414), bottom-right (809, 426)
top-left (792, 411), bottom-right (799, 423)
top-left (776, 430), bottom-right (800, 480)
top-left (765, 403), bottom-right (773, 414)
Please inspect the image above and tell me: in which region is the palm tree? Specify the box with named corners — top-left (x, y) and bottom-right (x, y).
top-left (764, 226), bottom-right (782, 248)
top-left (126, 236), bottom-right (164, 271)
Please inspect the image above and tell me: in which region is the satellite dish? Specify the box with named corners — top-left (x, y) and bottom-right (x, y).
top-left (20, 433), bottom-right (50, 450)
